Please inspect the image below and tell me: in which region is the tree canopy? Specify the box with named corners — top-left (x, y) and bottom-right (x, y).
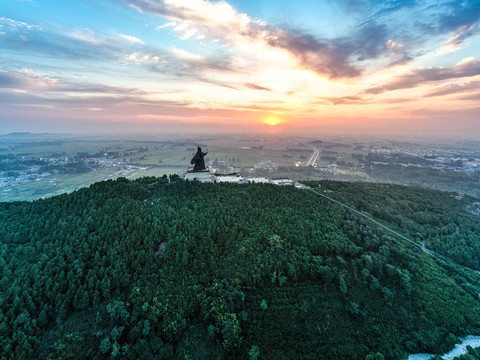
top-left (1, 177), bottom-right (480, 359)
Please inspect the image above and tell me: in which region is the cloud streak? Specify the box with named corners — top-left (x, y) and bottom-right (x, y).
top-left (0, 17), bottom-right (42, 31)
top-left (0, 27), bottom-right (121, 61)
top-left (119, 34), bottom-right (145, 44)
top-left (438, 23), bottom-right (479, 54)
top-left (423, 80), bottom-right (480, 97)
top-left (366, 57), bottom-right (480, 94)
top-left (0, 69), bottom-right (148, 96)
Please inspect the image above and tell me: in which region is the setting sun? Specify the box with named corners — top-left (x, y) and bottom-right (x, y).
top-left (265, 116), bottom-right (282, 126)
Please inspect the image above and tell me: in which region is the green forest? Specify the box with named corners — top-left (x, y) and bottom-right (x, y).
top-left (1, 177), bottom-right (480, 359)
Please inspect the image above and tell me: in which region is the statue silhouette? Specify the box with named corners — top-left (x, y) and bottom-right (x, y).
top-left (191, 146), bottom-right (208, 171)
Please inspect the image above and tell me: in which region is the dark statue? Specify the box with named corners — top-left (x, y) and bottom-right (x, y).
top-left (191, 146), bottom-right (208, 171)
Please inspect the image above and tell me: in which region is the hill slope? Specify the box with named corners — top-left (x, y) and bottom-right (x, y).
top-left (1, 177), bottom-right (480, 359)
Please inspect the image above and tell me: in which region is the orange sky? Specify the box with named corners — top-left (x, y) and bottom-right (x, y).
top-left (1, 0), bottom-right (479, 137)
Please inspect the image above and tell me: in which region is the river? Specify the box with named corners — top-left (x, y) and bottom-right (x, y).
top-left (409, 335), bottom-right (480, 360)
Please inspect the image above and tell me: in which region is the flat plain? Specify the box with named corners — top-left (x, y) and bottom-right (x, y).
top-left (1, 133), bottom-right (479, 201)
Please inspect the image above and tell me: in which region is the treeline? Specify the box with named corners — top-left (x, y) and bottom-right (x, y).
top-left (1, 177), bottom-right (480, 359)
top-left (304, 180), bottom-right (480, 270)
top-left (365, 164), bottom-right (480, 198)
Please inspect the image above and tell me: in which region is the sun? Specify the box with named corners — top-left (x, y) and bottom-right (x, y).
top-left (264, 116), bottom-right (282, 126)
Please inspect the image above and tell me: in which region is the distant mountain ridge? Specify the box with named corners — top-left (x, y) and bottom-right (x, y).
top-left (2, 132), bottom-right (72, 137)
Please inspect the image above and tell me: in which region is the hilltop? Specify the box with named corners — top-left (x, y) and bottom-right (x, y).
top-left (1, 177), bottom-right (480, 359)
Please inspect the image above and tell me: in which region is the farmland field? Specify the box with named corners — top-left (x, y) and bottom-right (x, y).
top-left (1, 133), bottom-right (479, 201)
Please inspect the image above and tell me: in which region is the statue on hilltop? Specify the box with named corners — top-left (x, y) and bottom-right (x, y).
top-left (191, 146), bottom-right (208, 171)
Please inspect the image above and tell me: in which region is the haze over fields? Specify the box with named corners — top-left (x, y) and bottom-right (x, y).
top-left (1, 0), bottom-right (480, 137)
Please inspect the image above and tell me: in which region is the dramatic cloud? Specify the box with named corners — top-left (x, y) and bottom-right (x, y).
top-left (424, 80), bottom-right (480, 97)
top-left (386, 40), bottom-right (404, 52)
top-left (438, 0), bottom-right (480, 32)
top-left (1, 0), bottom-right (480, 135)
top-left (438, 23), bottom-right (479, 54)
top-left (366, 57), bottom-right (480, 94)
top-left (0, 69), bottom-right (147, 96)
top-left (121, 48), bottom-right (237, 82)
top-left (264, 29), bottom-right (360, 77)
top-left (0, 27), bottom-right (122, 61)
top-left (0, 69), bottom-right (58, 91)
top-left (343, 21), bottom-right (390, 61)
top-left (0, 86), bottom-right (190, 111)
top-left (120, 0), bottom-right (361, 78)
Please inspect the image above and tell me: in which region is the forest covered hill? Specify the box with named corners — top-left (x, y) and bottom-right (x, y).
top-left (1, 177), bottom-right (480, 359)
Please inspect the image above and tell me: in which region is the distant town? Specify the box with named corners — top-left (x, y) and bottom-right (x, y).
top-left (1, 133), bottom-right (479, 201)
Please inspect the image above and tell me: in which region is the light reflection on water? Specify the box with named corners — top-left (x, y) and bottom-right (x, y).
top-left (409, 336), bottom-right (480, 360)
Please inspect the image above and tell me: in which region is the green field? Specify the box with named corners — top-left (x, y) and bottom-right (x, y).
top-left (1, 134), bottom-right (479, 201)
top-left (1, 135), bottom-right (320, 201)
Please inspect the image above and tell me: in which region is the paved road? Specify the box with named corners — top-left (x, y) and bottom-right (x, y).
top-left (306, 147), bottom-right (319, 166)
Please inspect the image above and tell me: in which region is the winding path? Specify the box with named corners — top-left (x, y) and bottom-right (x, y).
top-left (303, 185), bottom-right (436, 256)
top-left (298, 185), bottom-right (480, 360)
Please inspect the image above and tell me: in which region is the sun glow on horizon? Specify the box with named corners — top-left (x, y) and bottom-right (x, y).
top-left (264, 116), bottom-right (282, 126)
top-left (1, 1), bottom-right (479, 137)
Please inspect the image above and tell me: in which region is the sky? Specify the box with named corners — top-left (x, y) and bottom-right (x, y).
top-left (0, 0), bottom-right (479, 137)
